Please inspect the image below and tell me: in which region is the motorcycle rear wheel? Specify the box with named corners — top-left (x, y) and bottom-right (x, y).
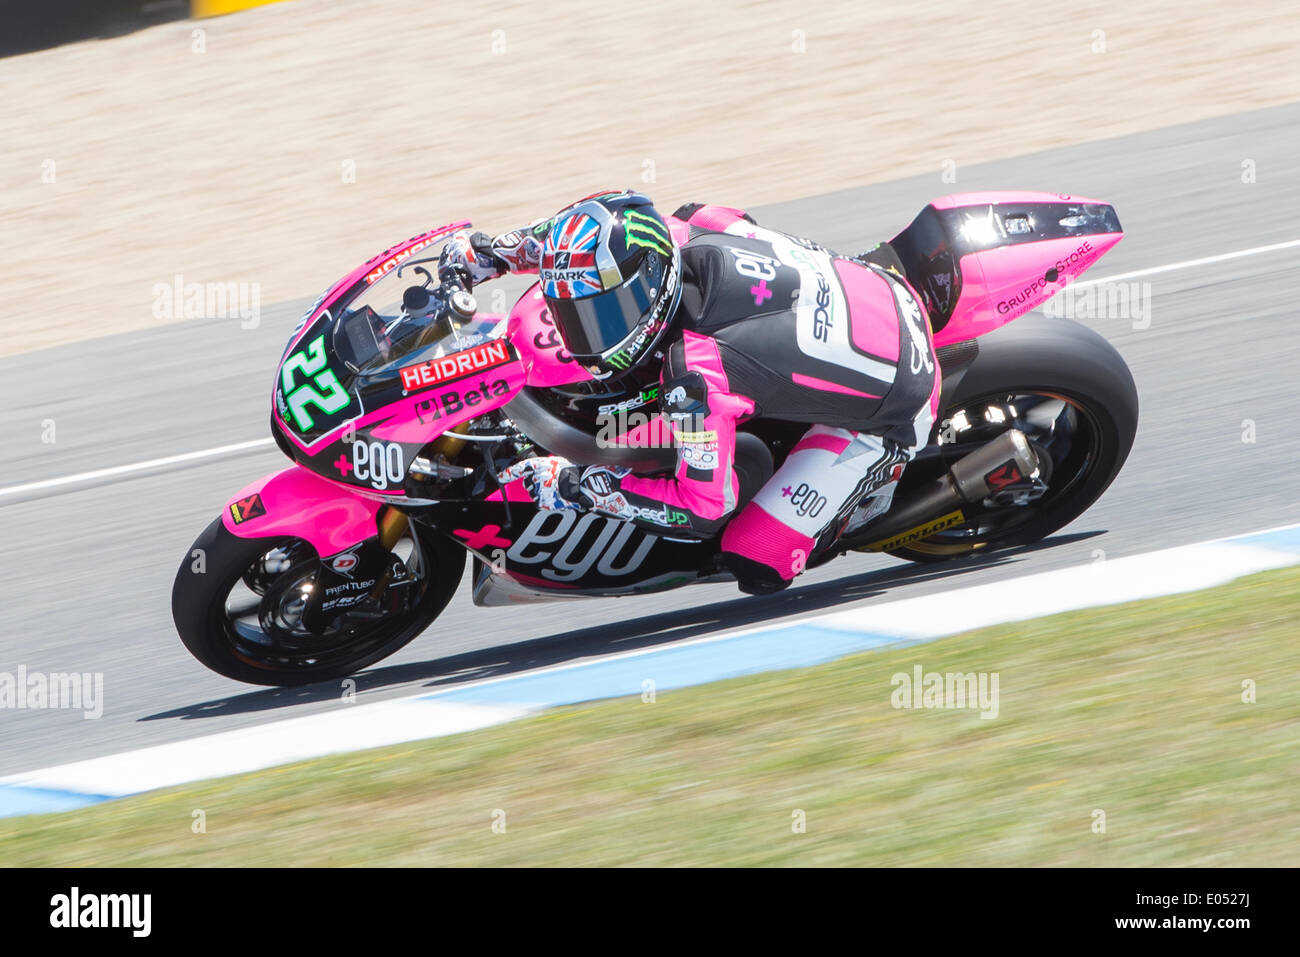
top-left (887, 317), bottom-right (1139, 563)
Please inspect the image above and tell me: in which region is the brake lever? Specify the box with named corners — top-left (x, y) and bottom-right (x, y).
top-left (436, 262), bottom-right (472, 292)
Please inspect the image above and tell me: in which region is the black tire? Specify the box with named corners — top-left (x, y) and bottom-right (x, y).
top-left (172, 515), bottom-right (465, 686)
top-left (888, 317), bottom-right (1138, 563)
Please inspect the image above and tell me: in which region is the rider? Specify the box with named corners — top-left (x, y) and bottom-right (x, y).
top-left (440, 190), bottom-right (940, 595)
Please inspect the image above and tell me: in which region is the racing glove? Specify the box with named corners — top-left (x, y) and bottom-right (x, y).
top-left (440, 225), bottom-right (546, 287)
top-left (496, 457), bottom-right (631, 514)
top-left (487, 226), bottom-right (544, 273)
top-left (497, 456), bottom-right (584, 511)
top-left (439, 229), bottom-right (508, 287)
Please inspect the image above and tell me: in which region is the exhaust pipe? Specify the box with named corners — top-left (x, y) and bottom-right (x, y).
top-left (851, 430), bottom-right (1040, 552)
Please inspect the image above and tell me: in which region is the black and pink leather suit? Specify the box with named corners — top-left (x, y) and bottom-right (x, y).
top-left (499, 203), bottom-right (940, 587)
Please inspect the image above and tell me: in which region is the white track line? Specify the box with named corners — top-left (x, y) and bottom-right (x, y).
top-left (1071, 237), bottom-right (1300, 287)
top-left (0, 438), bottom-right (275, 500)
top-left (4, 237), bottom-right (1297, 503)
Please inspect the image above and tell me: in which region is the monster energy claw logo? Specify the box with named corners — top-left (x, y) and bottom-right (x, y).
top-left (624, 210), bottom-right (672, 255)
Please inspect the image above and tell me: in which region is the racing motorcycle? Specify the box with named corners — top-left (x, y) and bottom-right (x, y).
top-left (172, 191), bottom-right (1139, 686)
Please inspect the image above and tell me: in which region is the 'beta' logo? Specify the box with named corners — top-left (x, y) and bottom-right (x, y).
top-left (414, 379), bottom-right (512, 423)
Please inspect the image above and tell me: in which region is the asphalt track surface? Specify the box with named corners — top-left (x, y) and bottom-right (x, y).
top-left (1, 102), bottom-right (1298, 778)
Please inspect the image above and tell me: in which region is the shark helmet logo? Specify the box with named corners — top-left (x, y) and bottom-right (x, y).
top-left (540, 214), bottom-right (603, 298)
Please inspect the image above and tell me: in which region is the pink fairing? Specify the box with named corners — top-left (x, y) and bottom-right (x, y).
top-left (833, 259), bottom-right (901, 362)
top-left (222, 465), bottom-right (381, 558)
top-left (916, 191), bottom-right (1123, 350)
top-left (275, 346), bottom-right (526, 463)
top-left (274, 340), bottom-right (526, 457)
top-left (368, 354), bottom-right (528, 443)
top-left (719, 504), bottom-right (815, 581)
top-left (930, 191), bottom-right (1109, 209)
top-left (620, 331), bottom-right (754, 525)
top-left (935, 191), bottom-right (1107, 209)
top-left (934, 232), bottom-right (1122, 348)
top-left (507, 286), bottom-right (593, 388)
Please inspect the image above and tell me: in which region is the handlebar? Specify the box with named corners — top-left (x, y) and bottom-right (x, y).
top-left (410, 266), bottom-right (477, 351)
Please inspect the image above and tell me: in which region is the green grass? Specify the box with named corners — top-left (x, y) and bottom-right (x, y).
top-left (5, 566), bottom-right (1300, 866)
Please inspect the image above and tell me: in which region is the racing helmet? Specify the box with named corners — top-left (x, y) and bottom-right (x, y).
top-left (540, 191), bottom-right (682, 381)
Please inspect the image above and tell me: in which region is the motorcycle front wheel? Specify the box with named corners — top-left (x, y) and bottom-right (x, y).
top-left (171, 514), bottom-right (465, 686)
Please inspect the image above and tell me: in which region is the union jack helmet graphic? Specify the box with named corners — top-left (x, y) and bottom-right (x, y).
top-left (540, 190), bottom-right (682, 381)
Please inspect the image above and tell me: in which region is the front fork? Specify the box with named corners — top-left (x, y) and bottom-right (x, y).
top-left (360, 426), bottom-right (475, 611)
top-left (367, 506), bottom-right (411, 599)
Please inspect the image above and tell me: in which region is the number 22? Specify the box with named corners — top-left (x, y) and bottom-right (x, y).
top-left (280, 334), bottom-right (350, 431)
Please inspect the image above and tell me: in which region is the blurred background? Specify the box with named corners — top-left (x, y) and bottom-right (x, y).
top-left (3, 0), bottom-right (1297, 356)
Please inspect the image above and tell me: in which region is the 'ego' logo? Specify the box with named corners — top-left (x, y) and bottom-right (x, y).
top-left (352, 440), bottom-right (405, 490)
top-left (788, 482), bottom-right (827, 518)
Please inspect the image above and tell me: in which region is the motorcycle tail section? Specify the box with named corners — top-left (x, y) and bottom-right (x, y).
top-left (890, 190), bottom-right (1123, 348)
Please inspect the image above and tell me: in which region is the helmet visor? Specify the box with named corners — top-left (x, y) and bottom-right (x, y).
top-left (546, 254), bottom-right (666, 357)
